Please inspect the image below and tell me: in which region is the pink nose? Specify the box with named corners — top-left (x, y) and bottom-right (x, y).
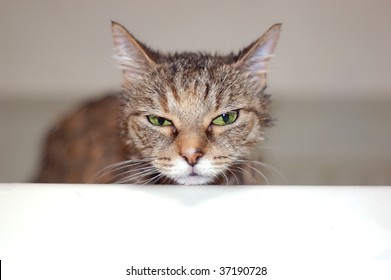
top-left (181, 149), bottom-right (204, 167)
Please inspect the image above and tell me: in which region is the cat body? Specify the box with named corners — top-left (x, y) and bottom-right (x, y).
top-left (35, 22), bottom-right (281, 185)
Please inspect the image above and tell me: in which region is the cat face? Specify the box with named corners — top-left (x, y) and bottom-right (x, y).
top-left (112, 22), bottom-right (281, 185)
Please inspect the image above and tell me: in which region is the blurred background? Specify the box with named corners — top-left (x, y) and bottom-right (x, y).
top-left (1, 0), bottom-right (390, 184)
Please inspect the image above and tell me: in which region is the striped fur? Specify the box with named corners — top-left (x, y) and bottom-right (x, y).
top-left (34, 22), bottom-right (281, 185)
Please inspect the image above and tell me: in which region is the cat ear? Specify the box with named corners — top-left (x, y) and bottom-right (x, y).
top-left (111, 21), bottom-right (155, 81)
top-left (235, 24), bottom-right (281, 87)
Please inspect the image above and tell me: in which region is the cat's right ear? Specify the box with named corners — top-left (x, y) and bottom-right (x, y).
top-left (111, 21), bottom-right (155, 81)
top-left (235, 24), bottom-right (281, 89)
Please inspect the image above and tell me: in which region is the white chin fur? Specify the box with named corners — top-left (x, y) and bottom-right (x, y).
top-left (163, 157), bottom-right (219, 185)
top-left (176, 175), bottom-right (214, 185)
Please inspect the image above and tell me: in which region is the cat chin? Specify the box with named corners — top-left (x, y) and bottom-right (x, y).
top-left (175, 175), bottom-right (214, 186)
top-left (160, 157), bottom-right (217, 185)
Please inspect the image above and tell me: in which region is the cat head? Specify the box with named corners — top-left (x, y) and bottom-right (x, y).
top-left (112, 21), bottom-right (281, 185)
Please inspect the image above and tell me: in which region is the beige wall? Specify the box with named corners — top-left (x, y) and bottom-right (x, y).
top-left (1, 0), bottom-right (391, 100)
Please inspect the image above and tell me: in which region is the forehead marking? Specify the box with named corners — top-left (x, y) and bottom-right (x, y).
top-left (171, 86), bottom-right (180, 103)
top-left (203, 82), bottom-right (210, 101)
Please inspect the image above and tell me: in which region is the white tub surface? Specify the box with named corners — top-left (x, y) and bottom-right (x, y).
top-left (1, 184), bottom-right (391, 279)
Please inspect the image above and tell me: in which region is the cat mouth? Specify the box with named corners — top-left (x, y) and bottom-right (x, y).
top-left (162, 158), bottom-right (217, 185)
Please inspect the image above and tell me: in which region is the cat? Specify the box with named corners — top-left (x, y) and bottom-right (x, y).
top-left (34, 21), bottom-right (281, 185)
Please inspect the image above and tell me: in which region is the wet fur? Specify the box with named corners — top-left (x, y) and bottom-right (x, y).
top-left (34, 22), bottom-right (281, 185)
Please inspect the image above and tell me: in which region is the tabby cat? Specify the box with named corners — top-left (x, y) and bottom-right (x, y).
top-left (34, 21), bottom-right (281, 185)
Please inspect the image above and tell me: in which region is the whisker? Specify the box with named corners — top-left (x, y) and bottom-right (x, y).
top-left (221, 171), bottom-right (230, 186)
top-left (108, 165), bottom-right (156, 184)
top-left (115, 168), bottom-right (158, 184)
top-left (230, 165), bottom-right (257, 185)
top-left (160, 175), bottom-right (172, 185)
top-left (140, 173), bottom-right (164, 185)
top-left (246, 164), bottom-right (270, 185)
top-left (237, 159), bottom-right (287, 184)
top-left (229, 156), bottom-right (285, 185)
top-left (97, 158), bottom-right (153, 175)
top-left (226, 168), bottom-right (240, 185)
top-left (94, 158), bottom-right (154, 183)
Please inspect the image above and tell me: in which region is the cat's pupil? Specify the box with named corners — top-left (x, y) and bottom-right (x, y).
top-left (157, 117), bottom-right (166, 126)
top-left (222, 114), bottom-right (230, 123)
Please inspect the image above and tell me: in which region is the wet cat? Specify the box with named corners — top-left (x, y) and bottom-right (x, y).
top-left (34, 21), bottom-right (281, 185)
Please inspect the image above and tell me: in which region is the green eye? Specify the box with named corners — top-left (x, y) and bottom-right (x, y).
top-left (212, 111), bottom-right (239, 126)
top-left (147, 115), bottom-right (172, 126)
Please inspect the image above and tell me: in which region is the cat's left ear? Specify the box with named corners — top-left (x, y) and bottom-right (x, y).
top-left (111, 21), bottom-right (156, 82)
top-left (235, 24), bottom-right (281, 88)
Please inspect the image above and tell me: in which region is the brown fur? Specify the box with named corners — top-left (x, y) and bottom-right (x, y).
top-left (34, 22), bottom-right (281, 185)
